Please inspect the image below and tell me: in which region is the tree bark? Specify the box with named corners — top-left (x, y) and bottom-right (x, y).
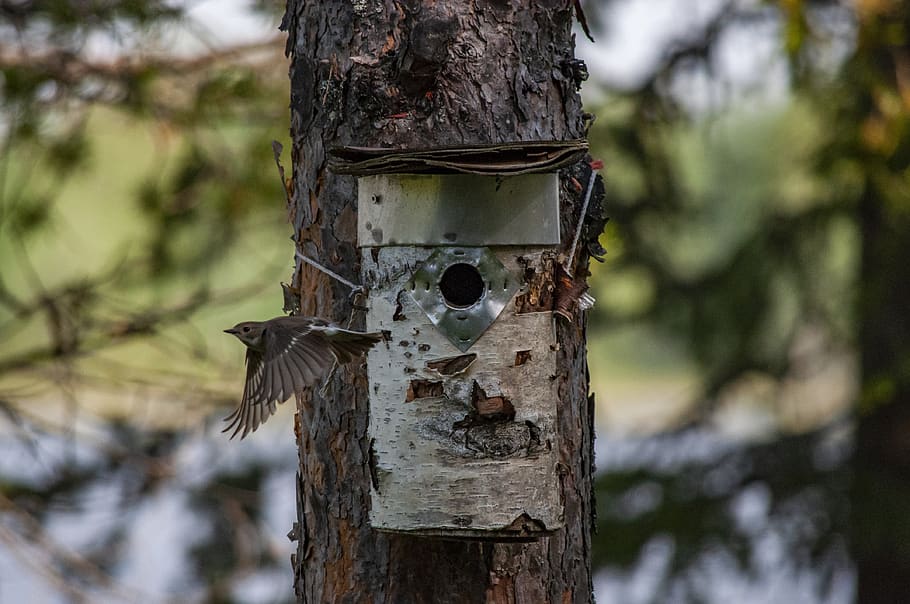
top-left (848, 8), bottom-right (910, 603)
top-left (282, 2), bottom-right (599, 601)
top-left (855, 186), bottom-right (910, 603)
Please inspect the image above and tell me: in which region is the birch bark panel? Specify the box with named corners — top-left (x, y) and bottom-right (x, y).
top-left (364, 245), bottom-right (561, 534)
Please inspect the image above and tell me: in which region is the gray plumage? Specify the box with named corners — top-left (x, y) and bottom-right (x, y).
top-left (223, 316), bottom-right (383, 440)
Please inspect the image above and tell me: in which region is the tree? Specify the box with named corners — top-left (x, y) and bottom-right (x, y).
top-left (582, 1), bottom-right (909, 600)
top-left (842, 5), bottom-right (910, 602)
top-left (0, 4), bottom-right (299, 600)
top-left (0, 1), bottom-right (289, 413)
top-left (281, 2), bottom-right (603, 601)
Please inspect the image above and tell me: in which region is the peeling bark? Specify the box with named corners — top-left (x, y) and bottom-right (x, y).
top-left (514, 350), bottom-right (532, 367)
top-left (515, 252), bottom-right (559, 313)
top-left (284, 1), bottom-right (599, 601)
top-left (426, 353), bottom-right (477, 376)
top-left (404, 379), bottom-right (444, 401)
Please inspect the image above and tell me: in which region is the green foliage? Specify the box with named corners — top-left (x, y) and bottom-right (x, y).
top-left (45, 126), bottom-right (91, 174)
top-left (7, 194), bottom-right (52, 232)
top-left (590, 97), bottom-right (857, 398)
top-left (583, 1), bottom-right (910, 598)
top-left (0, 6), bottom-right (297, 597)
top-left (0, 1), bottom-right (291, 391)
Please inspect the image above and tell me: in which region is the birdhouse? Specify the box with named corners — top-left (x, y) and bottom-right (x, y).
top-left (333, 142), bottom-right (585, 540)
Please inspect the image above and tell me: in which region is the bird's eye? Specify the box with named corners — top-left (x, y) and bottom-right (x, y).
top-left (242, 326), bottom-right (250, 333)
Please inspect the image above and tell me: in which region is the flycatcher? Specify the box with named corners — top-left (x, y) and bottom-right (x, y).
top-left (223, 316), bottom-right (383, 439)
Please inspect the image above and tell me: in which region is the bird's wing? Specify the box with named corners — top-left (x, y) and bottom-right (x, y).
top-left (274, 316), bottom-right (383, 366)
top-left (308, 324), bottom-right (384, 364)
top-left (222, 347), bottom-right (273, 440)
top-left (269, 321), bottom-right (338, 386)
top-left (222, 323), bottom-right (335, 440)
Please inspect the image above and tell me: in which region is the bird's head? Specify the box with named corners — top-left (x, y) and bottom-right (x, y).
top-left (224, 321), bottom-right (266, 350)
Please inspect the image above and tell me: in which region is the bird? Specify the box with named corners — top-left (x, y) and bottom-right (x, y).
top-left (223, 316), bottom-right (383, 440)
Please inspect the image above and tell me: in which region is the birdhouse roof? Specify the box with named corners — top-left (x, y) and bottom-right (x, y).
top-left (328, 139), bottom-right (587, 176)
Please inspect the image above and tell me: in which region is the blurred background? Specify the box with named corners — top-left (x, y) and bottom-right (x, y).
top-left (1, 0), bottom-right (900, 602)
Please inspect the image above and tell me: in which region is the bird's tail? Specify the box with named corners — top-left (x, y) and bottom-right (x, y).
top-left (328, 330), bottom-right (384, 364)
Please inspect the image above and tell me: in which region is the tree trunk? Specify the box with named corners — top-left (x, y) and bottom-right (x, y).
top-left (848, 8), bottom-right (910, 603)
top-left (855, 186), bottom-right (910, 602)
top-left (281, 2), bottom-right (598, 601)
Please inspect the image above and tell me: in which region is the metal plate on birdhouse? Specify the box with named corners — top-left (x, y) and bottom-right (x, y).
top-left (409, 247), bottom-right (519, 351)
top-left (357, 173), bottom-right (559, 246)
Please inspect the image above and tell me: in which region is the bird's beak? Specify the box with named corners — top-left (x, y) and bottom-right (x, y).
top-left (224, 328), bottom-right (238, 335)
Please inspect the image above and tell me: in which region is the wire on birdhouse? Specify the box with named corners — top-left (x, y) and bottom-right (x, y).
top-left (563, 160), bottom-right (602, 276)
top-left (295, 250), bottom-right (364, 294)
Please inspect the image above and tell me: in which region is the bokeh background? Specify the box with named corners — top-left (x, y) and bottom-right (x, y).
top-left (1, 0), bottom-right (896, 601)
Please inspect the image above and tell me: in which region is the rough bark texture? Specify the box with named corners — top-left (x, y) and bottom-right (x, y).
top-left (282, 2), bottom-right (599, 601)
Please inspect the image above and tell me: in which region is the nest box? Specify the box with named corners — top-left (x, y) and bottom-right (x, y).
top-left (337, 142), bottom-right (586, 540)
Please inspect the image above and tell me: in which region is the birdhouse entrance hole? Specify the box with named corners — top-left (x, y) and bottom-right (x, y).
top-left (439, 263), bottom-right (484, 309)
